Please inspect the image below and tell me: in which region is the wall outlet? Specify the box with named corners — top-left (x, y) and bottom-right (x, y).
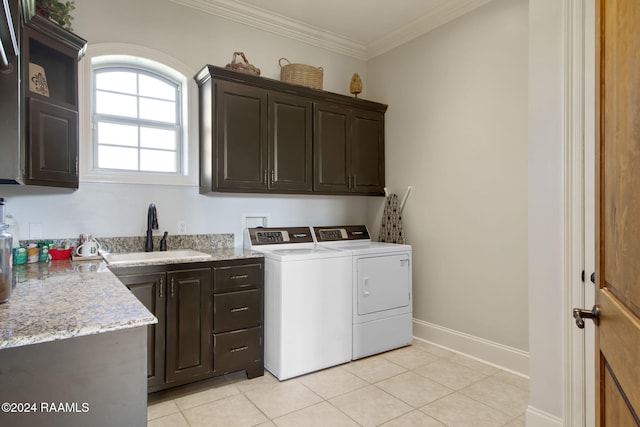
top-left (177, 221), bottom-right (187, 234)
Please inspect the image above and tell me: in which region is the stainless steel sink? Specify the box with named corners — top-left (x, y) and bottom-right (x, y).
top-left (103, 249), bottom-right (212, 266)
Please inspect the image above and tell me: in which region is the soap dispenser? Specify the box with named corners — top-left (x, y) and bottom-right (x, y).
top-left (0, 198), bottom-right (13, 303)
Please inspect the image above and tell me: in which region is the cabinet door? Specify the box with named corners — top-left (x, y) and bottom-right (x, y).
top-left (215, 81), bottom-right (268, 191)
top-left (351, 109), bottom-right (385, 194)
top-left (313, 102), bottom-right (350, 192)
top-left (268, 93), bottom-right (313, 191)
top-left (119, 272), bottom-right (166, 389)
top-left (166, 268), bottom-right (212, 383)
top-left (26, 97), bottom-right (78, 188)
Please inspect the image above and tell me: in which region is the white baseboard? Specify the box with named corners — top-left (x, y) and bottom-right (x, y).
top-left (526, 406), bottom-right (564, 427)
top-left (413, 319), bottom-right (529, 376)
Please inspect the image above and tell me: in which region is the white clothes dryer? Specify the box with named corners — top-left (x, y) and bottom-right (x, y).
top-left (313, 225), bottom-right (413, 359)
top-left (244, 227), bottom-right (352, 380)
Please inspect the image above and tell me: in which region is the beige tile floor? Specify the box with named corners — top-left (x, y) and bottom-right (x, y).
top-left (147, 340), bottom-right (528, 427)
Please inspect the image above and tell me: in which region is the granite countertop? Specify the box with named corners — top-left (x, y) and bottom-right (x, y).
top-left (0, 260), bottom-right (156, 350)
top-left (0, 247), bottom-right (264, 350)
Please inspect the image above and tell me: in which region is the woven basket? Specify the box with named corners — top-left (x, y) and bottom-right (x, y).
top-left (225, 52), bottom-right (261, 76)
top-left (279, 58), bottom-right (323, 90)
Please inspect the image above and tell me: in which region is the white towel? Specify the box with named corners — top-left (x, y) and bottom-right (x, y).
top-left (378, 193), bottom-right (405, 244)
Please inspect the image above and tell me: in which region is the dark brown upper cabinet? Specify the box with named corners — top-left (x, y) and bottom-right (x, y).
top-left (196, 65), bottom-right (387, 196)
top-left (0, 5), bottom-right (86, 188)
top-left (313, 103), bottom-right (385, 194)
top-left (22, 15), bottom-right (86, 188)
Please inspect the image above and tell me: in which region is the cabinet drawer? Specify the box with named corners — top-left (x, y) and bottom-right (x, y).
top-left (213, 289), bottom-right (262, 333)
top-left (213, 326), bottom-right (262, 374)
top-left (213, 263), bottom-right (263, 292)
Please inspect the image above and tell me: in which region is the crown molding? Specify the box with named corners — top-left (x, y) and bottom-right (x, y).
top-left (170, 0), bottom-right (367, 60)
top-left (171, 0), bottom-right (494, 61)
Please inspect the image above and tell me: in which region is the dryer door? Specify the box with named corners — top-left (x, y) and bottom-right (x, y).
top-left (356, 254), bottom-right (410, 315)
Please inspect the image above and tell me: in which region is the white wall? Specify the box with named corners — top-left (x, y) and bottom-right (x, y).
top-left (527, 0), bottom-right (566, 423)
top-left (367, 0), bottom-right (529, 355)
top-left (0, 0), bottom-right (373, 246)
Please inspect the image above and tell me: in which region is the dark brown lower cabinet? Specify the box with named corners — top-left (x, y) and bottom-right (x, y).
top-left (212, 259), bottom-right (264, 379)
top-left (117, 272), bottom-right (166, 389)
top-left (112, 258), bottom-right (264, 393)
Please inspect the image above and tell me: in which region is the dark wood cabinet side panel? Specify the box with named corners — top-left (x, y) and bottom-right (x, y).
top-left (199, 79), bottom-right (213, 192)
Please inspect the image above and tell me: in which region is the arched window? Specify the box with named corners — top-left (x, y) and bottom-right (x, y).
top-left (79, 43), bottom-right (197, 185)
top-left (93, 67), bottom-right (182, 173)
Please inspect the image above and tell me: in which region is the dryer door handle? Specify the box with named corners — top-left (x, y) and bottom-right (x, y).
top-left (362, 277), bottom-right (369, 296)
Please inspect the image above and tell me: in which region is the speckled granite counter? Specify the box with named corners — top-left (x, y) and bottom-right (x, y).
top-left (0, 260), bottom-right (156, 350)
top-left (0, 248), bottom-right (263, 350)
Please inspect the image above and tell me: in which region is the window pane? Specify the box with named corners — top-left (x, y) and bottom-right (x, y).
top-left (96, 90), bottom-right (138, 118)
top-left (139, 98), bottom-right (176, 123)
top-left (139, 74), bottom-right (176, 101)
top-left (96, 71), bottom-right (137, 94)
top-left (98, 122), bottom-right (138, 147)
top-left (140, 149), bottom-right (176, 172)
top-left (140, 127), bottom-right (176, 150)
top-left (98, 146), bottom-right (139, 170)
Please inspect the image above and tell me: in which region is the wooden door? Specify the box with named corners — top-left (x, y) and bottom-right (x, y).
top-left (268, 92), bottom-right (313, 192)
top-left (215, 80), bottom-right (268, 191)
top-left (351, 108), bottom-right (385, 195)
top-left (118, 272), bottom-right (166, 390)
top-left (27, 98), bottom-right (78, 188)
top-left (595, 0), bottom-right (640, 425)
top-left (166, 268), bottom-right (212, 384)
top-left (313, 102), bottom-right (350, 193)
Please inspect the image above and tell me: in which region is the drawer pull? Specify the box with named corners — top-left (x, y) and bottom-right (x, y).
top-left (230, 346), bottom-right (248, 353)
top-left (230, 274), bottom-right (249, 280)
top-left (230, 306), bottom-right (249, 313)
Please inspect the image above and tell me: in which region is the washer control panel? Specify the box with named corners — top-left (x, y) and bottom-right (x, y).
top-left (246, 227), bottom-right (314, 246)
top-left (255, 230), bottom-right (290, 243)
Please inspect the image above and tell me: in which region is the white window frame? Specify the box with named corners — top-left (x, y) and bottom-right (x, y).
top-left (79, 43), bottom-right (198, 186)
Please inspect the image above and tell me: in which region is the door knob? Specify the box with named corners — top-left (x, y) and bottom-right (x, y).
top-left (573, 306), bottom-right (600, 329)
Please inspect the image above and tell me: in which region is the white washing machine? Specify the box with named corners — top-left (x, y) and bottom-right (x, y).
top-left (244, 227), bottom-right (352, 380)
top-left (313, 225), bottom-right (413, 359)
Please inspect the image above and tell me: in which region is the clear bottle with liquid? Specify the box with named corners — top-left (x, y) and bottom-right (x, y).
top-left (0, 198), bottom-right (13, 303)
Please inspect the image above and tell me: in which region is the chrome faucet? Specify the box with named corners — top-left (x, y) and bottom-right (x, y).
top-left (145, 203), bottom-right (159, 252)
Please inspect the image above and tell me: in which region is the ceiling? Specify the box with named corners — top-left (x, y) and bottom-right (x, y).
top-left (170, 0), bottom-right (494, 60)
